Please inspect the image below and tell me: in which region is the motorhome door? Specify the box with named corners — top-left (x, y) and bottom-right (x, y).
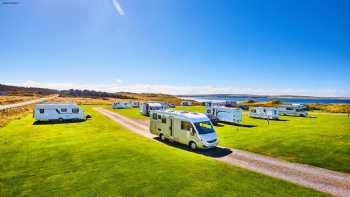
top-left (169, 117), bottom-right (173, 137)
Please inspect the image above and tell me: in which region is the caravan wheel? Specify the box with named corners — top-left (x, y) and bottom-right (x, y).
top-left (189, 142), bottom-right (197, 150)
top-left (159, 134), bottom-right (165, 141)
top-left (58, 118), bottom-right (63, 122)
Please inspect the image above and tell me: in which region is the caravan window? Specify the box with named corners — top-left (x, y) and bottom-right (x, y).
top-left (161, 116), bottom-right (166, 123)
top-left (181, 121), bottom-right (192, 131)
top-left (61, 108), bottom-right (67, 112)
top-left (39, 109), bottom-right (44, 114)
top-left (72, 108), bottom-right (79, 113)
top-left (152, 113), bottom-right (157, 120)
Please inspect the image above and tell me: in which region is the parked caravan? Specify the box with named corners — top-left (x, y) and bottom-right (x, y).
top-left (181, 101), bottom-right (192, 106)
top-left (249, 107), bottom-right (279, 120)
top-left (112, 102), bottom-right (132, 109)
top-left (34, 103), bottom-right (86, 121)
top-left (140, 102), bottom-right (168, 116)
top-left (278, 105), bottom-right (308, 117)
top-left (204, 101), bottom-right (226, 107)
top-left (150, 110), bottom-right (218, 149)
top-left (205, 106), bottom-right (242, 124)
top-left (129, 101), bottom-right (140, 108)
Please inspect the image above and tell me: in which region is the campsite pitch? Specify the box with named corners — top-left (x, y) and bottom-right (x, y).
top-left (112, 106), bottom-right (350, 173)
top-left (0, 106), bottom-right (327, 196)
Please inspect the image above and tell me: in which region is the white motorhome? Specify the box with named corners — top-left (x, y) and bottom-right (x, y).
top-left (181, 101), bottom-right (192, 106)
top-left (34, 103), bottom-right (86, 121)
top-left (278, 105), bottom-right (308, 117)
top-left (150, 110), bottom-right (218, 149)
top-left (249, 107), bottom-right (279, 120)
top-left (205, 106), bottom-right (242, 124)
top-left (112, 102), bottom-right (132, 109)
top-left (140, 102), bottom-right (168, 116)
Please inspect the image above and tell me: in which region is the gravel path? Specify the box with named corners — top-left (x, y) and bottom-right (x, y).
top-left (94, 107), bottom-right (350, 197)
top-left (0, 95), bottom-right (59, 111)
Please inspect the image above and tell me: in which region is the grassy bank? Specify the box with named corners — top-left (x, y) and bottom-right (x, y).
top-left (117, 106), bottom-right (350, 173)
top-left (0, 106), bottom-right (327, 196)
top-left (0, 96), bottom-right (38, 105)
top-left (0, 105), bottom-right (34, 128)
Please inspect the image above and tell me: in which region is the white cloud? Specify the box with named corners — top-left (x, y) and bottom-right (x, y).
top-left (2, 80), bottom-right (350, 97)
top-left (111, 0), bottom-right (125, 16)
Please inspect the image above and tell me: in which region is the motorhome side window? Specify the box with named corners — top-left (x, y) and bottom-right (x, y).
top-left (181, 121), bottom-right (192, 131)
top-left (161, 116), bottom-right (166, 123)
top-left (39, 109), bottom-right (44, 114)
top-left (72, 108), bottom-right (79, 113)
top-left (152, 113), bottom-right (157, 120)
top-left (61, 108), bottom-right (67, 112)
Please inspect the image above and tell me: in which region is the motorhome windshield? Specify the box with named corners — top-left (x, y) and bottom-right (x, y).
top-left (194, 121), bottom-right (214, 135)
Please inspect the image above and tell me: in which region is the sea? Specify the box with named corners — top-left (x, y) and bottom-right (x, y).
top-left (181, 96), bottom-right (350, 104)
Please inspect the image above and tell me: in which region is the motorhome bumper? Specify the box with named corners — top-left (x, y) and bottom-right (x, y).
top-left (201, 141), bottom-right (218, 149)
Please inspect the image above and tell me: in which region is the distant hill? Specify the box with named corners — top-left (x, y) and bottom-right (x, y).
top-left (116, 92), bottom-right (200, 105)
top-left (178, 93), bottom-right (350, 99)
top-left (0, 84), bottom-right (58, 96)
top-left (0, 84), bottom-right (196, 104)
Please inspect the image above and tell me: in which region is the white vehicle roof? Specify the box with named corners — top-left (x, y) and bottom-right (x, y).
top-left (155, 110), bottom-right (210, 123)
top-left (208, 106), bottom-right (241, 110)
top-left (148, 103), bottom-right (162, 107)
top-left (253, 106), bottom-right (278, 110)
top-left (35, 103), bottom-right (79, 108)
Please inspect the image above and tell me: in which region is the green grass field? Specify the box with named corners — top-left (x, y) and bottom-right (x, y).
top-left (0, 106), bottom-right (327, 196)
top-left (115, 106), bottom-right (350, 173)
top-left (109, 107), bottom-right (149, 120)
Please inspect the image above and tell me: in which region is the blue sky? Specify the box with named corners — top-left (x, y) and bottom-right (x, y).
top-left (1, 0), bottom-right (349, 96)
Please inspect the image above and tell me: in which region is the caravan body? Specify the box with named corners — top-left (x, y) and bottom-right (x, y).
top-left (129, 101), bottom-right (140, 108)
top-left (249, 107), bottom-right (279, 119)
top-left (205, 106), bottom-right (242, 124)
top-left (278, 105), bottom-right (308, 117)
top-left (204, 101), bottom-right (226, 107)
top-left (139, 102), bottom-right (168, 116)
top-left (34, 103), bottom-right (85, 121)
top-left (112, 102), bottom-right (132, 109)
top-left (181, 101), bottom-right (192, 106)
top-left (150, 110), bottom-right (218, 149)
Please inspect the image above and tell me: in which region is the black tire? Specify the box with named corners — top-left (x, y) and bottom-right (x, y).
top-left (58, 118), bottom-right (63, 122)
top-left (189, 141), bottom-right (197, 150)
top-left (159, 133), bottom-right (165, 141)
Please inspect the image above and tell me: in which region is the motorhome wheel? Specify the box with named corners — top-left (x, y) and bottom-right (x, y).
top-left (159, 134), bottom-right (165, 141)
top-left (189, 142), bottom-right (197, 150)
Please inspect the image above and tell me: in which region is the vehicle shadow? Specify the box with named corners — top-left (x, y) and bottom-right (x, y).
top-left (216, 122), bottom-right (257, 128)
top-left (33, 119), bottom-right (87, 125)
top-left (274, 119), bottom-right (289, 121)
top-left (154, 137), bottom-right (232, 158)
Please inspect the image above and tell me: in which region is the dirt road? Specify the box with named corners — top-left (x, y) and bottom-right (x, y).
top-left (0, 95), bottom-right (59, 111)
top-left (94, 107), bottom-right (350, 197)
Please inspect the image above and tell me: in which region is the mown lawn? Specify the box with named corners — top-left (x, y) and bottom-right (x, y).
top-left (0, 106), bottom-right (327, 196)
top-left (122, 106), bottom-right (350, 173)
top-left (108, 107), bottom-right (149, 120)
